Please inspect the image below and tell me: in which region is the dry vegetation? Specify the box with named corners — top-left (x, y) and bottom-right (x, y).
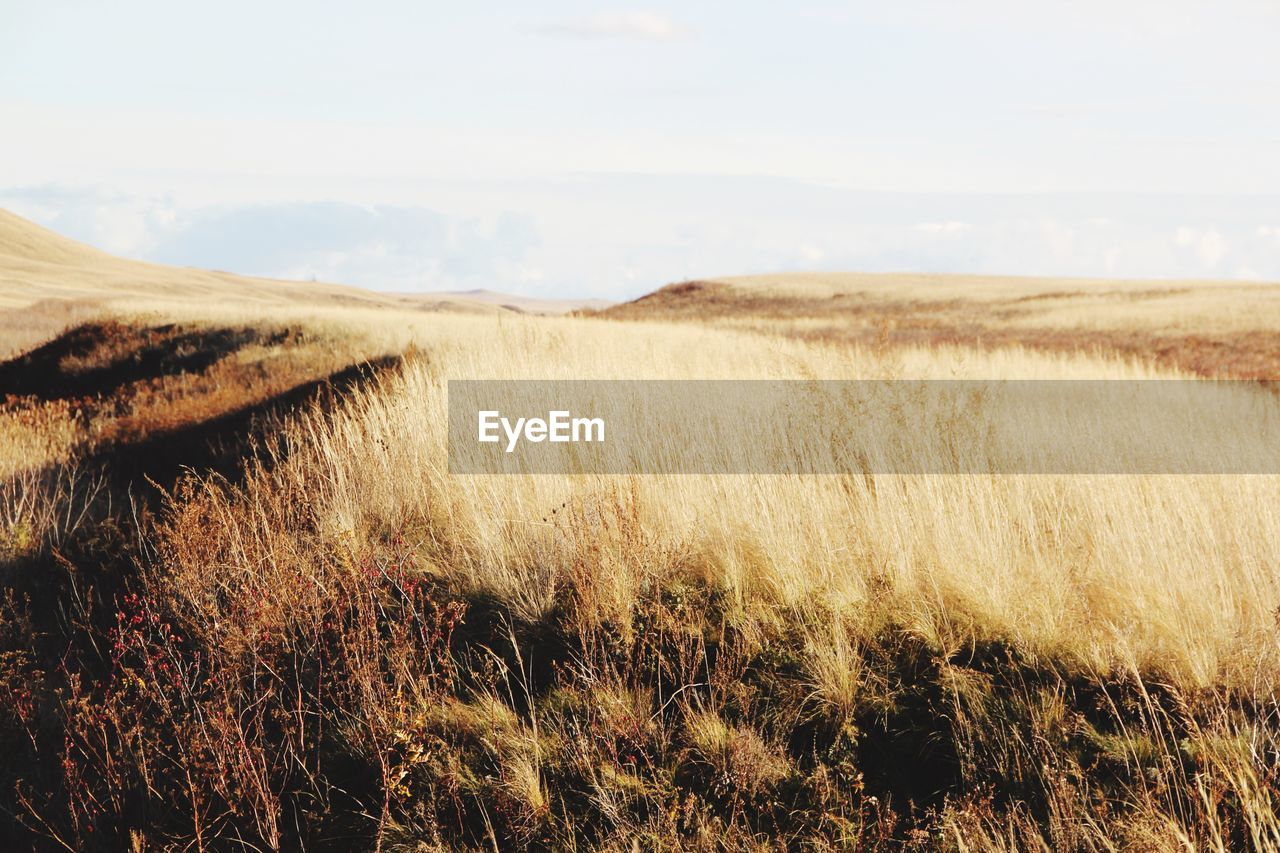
top-left (597, 275), bottom-right (1280, 380)
top-left (4, 219), bottom-right (1280, 849)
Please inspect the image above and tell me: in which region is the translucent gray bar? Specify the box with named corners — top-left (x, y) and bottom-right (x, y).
top-left (447, 379), bottom-right (1280, 474)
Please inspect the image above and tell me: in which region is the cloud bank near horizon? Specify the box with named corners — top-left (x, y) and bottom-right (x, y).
top-left (4, 181), bottom-right (1278, 298)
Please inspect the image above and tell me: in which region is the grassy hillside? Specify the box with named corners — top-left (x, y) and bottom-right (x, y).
top-left (596, 274), bottom-right (1280, 379)
top-left (0, 209), bottom-right (602, 359)
top-left (3, 228), bottom-right (1280, 849)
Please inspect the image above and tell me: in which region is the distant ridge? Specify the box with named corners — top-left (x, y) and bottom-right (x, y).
top-left (0, 208), bottom-right (115, 266)
top-left (398, 287), bottom-right (613, 315)
top-left (0, 208), bottom-right (609, 316)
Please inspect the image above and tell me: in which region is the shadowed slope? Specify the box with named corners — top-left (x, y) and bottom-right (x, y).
top-left (0, 318), bottom-right (406, 508)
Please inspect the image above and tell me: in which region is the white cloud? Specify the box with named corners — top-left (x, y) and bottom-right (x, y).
top-left (536, 11), bottom-right (686, 41)
top-left (916, 221), bottom-right (970, 234)
top-left (796, 243), bottom-right (825, 263)
top-left (1176, 226), bottom-right (1227, 268)
top-left (0, 185), bottom-right (176, 257)
top-left (1038, 220), bottom-right (1076, 260)
top-left (1103, 246), bottom-right (1123, 274)
top-left (0, 188), bottom-right (542, 292)
top-left (1201, 232), bottom-right (1228, 268)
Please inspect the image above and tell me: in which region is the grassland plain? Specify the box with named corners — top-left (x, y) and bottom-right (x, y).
top-left (3, 213), bottom-right (1280, 850)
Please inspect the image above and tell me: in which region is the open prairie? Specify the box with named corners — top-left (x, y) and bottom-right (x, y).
top-left (3, 211), bottom-right (1280, 850)
top-left (597, 273), bottom-right (1280, 379)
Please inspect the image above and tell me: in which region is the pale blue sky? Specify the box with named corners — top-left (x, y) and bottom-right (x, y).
top-left (2, 1), bottom-right (1278, 296)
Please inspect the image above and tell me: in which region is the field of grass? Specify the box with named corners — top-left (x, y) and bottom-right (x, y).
top-left (3, 214), bottom-right (1280, 850)
top-left (600, 275), bottom-right (1280, 379)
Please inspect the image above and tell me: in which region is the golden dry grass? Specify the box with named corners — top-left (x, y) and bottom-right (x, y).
top-left (266, 315), bottom-right (1280, 687)
top-left (597, 275), bottom-right (1280, 379)
top-left (4, 216), bottom-right (1280, 848)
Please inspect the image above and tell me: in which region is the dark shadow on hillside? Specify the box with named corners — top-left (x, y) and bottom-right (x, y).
top-left (0, 320), bottom-right (401, 697)
top-left (93, 353), bottom-right (400, 497)
top-left (0, 325), bottom-right (402, 846)
top-left (0, 345), bottom-right (401, 652)
top-left (0, 321), bottom-right (296, 401)
top-left (0, 320), bottom-right (401, 608)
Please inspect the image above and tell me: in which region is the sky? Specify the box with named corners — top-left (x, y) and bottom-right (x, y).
top-left (2, 0), bottom-right (1278, 298)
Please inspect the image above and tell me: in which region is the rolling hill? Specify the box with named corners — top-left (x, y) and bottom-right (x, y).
top-left (595, 272), bottom-right (1280, 379)
top-left (0, 208), bottom-right (609, 356)
top-left (0, 207), bottom-right (607, 315)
